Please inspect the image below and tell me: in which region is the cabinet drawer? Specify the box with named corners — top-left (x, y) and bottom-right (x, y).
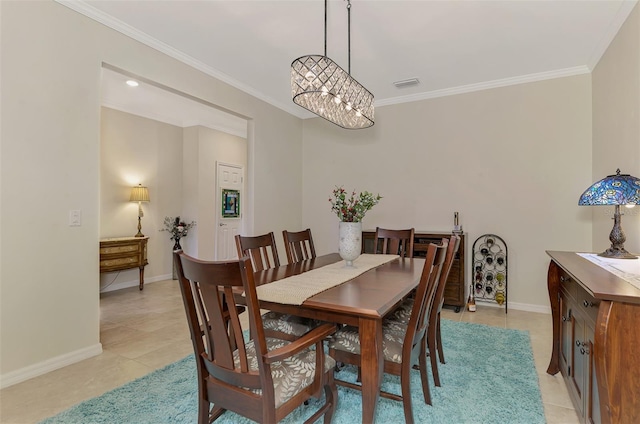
top-left (101, 257), bottom-right (140, 269)
top-left (559, 272), bottom-right (578, 302)
top-left (576, 286), bottom-right (599, 324)
top-left (100, 244), bottom-right (140, 255)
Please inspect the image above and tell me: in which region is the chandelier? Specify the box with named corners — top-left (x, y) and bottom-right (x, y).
top-left (291, 0), bottom-right (374, 129)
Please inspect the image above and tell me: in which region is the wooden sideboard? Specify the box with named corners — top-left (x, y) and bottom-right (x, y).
top-left (100, 237), bottom-right (149, 290)
top-left (362, 230), bottom-right (466, 311)
top-left (547, 251), bottom-right (640, 424)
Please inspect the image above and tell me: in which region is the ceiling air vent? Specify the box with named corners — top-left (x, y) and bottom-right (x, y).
top-left (393, 78), bottom-right (420, 88)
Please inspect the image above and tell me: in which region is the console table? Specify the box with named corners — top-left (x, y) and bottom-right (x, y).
top-left (546, 251), bottom-right (640, 424)
top-left (362, 230), bottom-right (465, 311)
top-left (100, 237), bottom-right (149, 290)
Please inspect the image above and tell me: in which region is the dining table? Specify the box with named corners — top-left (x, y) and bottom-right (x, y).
top-left (245, 252), bottom-right (426, 424)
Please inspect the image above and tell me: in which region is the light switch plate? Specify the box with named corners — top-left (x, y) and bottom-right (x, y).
top-left (69, 210), bottom-right (82, 227)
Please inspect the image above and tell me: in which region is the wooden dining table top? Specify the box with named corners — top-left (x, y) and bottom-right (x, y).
top-left (249, 252), bottom-right (426, 324)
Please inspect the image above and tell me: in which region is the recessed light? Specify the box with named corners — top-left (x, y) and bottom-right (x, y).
top-left (126, 80), bottom-right (139, 87)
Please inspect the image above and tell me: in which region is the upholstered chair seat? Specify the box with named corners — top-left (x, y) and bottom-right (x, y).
top-left (328, 321), bottom-right (408, 364)
top-left (234, 337), bottom-right (336, 407)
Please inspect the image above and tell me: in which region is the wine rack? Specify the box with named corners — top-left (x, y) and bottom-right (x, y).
top-left (472, 234), bottom-right (507, 313)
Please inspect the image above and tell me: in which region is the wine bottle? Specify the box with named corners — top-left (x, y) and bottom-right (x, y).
top-left (467, 285), bottom-right (477, 312)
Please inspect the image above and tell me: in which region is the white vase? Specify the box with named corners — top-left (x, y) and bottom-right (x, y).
top-left (339, 221), bottom-right (362, 267)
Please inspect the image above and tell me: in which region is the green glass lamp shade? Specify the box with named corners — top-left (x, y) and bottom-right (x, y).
top-left (578, 169), bottom-right (640, 259)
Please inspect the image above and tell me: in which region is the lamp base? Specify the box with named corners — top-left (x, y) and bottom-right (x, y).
top-left (598, 247), bottom-right (638, 259)
top-left (134, 216), bottom-right (144, 238)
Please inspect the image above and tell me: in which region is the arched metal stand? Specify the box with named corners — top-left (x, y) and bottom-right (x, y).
top-left (472, 234), bottom-right (508, 313)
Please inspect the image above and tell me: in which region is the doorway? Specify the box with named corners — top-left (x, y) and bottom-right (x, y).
top-left (99, 65), bottom-right (250, 289)
top-left (215, 162), bottom-right (244, 260)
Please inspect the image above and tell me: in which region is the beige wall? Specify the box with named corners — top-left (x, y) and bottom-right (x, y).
top-left (0, 1), bottom-right (302, 383)
top-left (100, 109), bottom-right (247, 289)
top-left (100, 107), bottom-right (184, 287)
top-left (181, 126), bottom-right (247, 261)
top-left (592, 3), bottom-right (640, 255)
top-left (302, 75), bottom-right (593, 311)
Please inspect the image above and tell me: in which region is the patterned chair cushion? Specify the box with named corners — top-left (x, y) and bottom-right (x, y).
top-left (233, 337), bottom-right (336, 407)
top-left (387, 297), bottom-right (414, 325)
top-left (328, 321), bottom-right (408, 363)
top-left (262, 311), bottom-right (321, 337)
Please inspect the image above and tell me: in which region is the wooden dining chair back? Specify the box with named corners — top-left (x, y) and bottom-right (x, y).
top-left (174, 251), bottom-right (338, 424)
top-left (386, 234), bottom-right (461, 388)
top-left (235, 231), bottom-right (321, 342)
top-left (283, 228), bottom-right (317, 264)
top-left (374, 227), bottom-right (415, 258)
top-left (328, 240), bottom-right (448, 424)
top-left (235, 232), bottom-right (280, 272)
top-left (428, 234), bottom-right (461, 385)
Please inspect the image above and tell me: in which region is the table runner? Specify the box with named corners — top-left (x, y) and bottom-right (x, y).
top-left (254, 254), bottom-right (399, 305)
top-left (577, 252), bottom-right (640, 290)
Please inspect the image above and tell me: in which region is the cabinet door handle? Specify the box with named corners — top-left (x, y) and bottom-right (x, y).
top-left (560, 276), bottom-right (568, 282)
top-left (576, 340), bottom-right (582, 347)
top-left (580, 347), bottom-right (590, 355)
top-left (583, 300), bottom-right (594, 308)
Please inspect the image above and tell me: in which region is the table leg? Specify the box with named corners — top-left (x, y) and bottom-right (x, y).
top-left (139, 266), bottom-right (145, 290)
top-left (359, 316), bottom-right (383, 423)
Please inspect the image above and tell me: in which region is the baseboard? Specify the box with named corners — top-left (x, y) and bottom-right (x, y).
top-left (475, 299), bottom-right (551, 314)
top-left (0, 343), bottom-right (103, 389)
top-left (100, 273), bottom-right (173, 293)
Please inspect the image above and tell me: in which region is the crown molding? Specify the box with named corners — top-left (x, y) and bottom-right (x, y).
top-left (375, 66), bottom-right (591, 107)
top-left (587, 0), bottom-right (638, 71)
top-left (55, 0), bottom-right (307, 119)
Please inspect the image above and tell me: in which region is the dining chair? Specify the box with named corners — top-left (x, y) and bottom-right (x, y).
top-left (174, 251), bottom-right (338, 424)
top-left (374, 227), bottom-right (415, 258)
top-left (235, 233), bottom-right (280, 272)
top-left (328, 240), bottom-right (448, 424)
top-left (235, 232), bottom-right (321, 341)
top-left (283, 228), bottom-right (316, 264)
top-left (387, 234), bottom-right (461, 387)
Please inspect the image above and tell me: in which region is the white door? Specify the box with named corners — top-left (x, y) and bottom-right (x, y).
top-left (215, 163), bottom-right (244, 260)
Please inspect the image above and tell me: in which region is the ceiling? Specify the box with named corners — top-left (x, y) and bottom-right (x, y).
top-left (67, 0), bottom-right (637, 125)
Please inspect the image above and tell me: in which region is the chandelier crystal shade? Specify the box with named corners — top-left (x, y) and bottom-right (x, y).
top-left (291, 0), bottom-right (374, 129)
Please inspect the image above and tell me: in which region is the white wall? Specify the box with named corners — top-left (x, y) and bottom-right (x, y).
top-left (0, 0), bottom-right (302, 384)
top-left (592, 3), bottom-right (640, 255)
top-left (302, 75), bottom-right (593, 311)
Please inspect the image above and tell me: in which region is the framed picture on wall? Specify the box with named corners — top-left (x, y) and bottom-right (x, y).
top-left (222, 189), bottom-right (240, 218)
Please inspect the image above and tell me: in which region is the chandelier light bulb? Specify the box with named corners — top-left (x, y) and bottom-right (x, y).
top-left (334, 95), bottom-right (341, 104)
top-left (305, 71), bottom-right (316, 81)
top-left (345, 102), bottom-right (352, 111)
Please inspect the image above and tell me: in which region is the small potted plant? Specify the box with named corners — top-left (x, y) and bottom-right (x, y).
top-left (160, 216), bottom-right (196, 251)
top-left (329, 187), bottom-right (382, 266)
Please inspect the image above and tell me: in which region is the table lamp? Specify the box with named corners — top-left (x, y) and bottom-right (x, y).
top-left (578, 169), bottom-right (640, 259)
top-left (130, 184), bottom-right (150, 237)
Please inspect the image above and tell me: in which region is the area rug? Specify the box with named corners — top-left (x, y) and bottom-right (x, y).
top-left (41, 320), bottom-right (545, 423)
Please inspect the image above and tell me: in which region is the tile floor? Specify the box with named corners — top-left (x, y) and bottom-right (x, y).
top-left (0, 279), bottom-right (580, 423)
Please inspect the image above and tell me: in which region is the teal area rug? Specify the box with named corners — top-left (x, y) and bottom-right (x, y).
top-left (41, 320), bottom-right (545, 423)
